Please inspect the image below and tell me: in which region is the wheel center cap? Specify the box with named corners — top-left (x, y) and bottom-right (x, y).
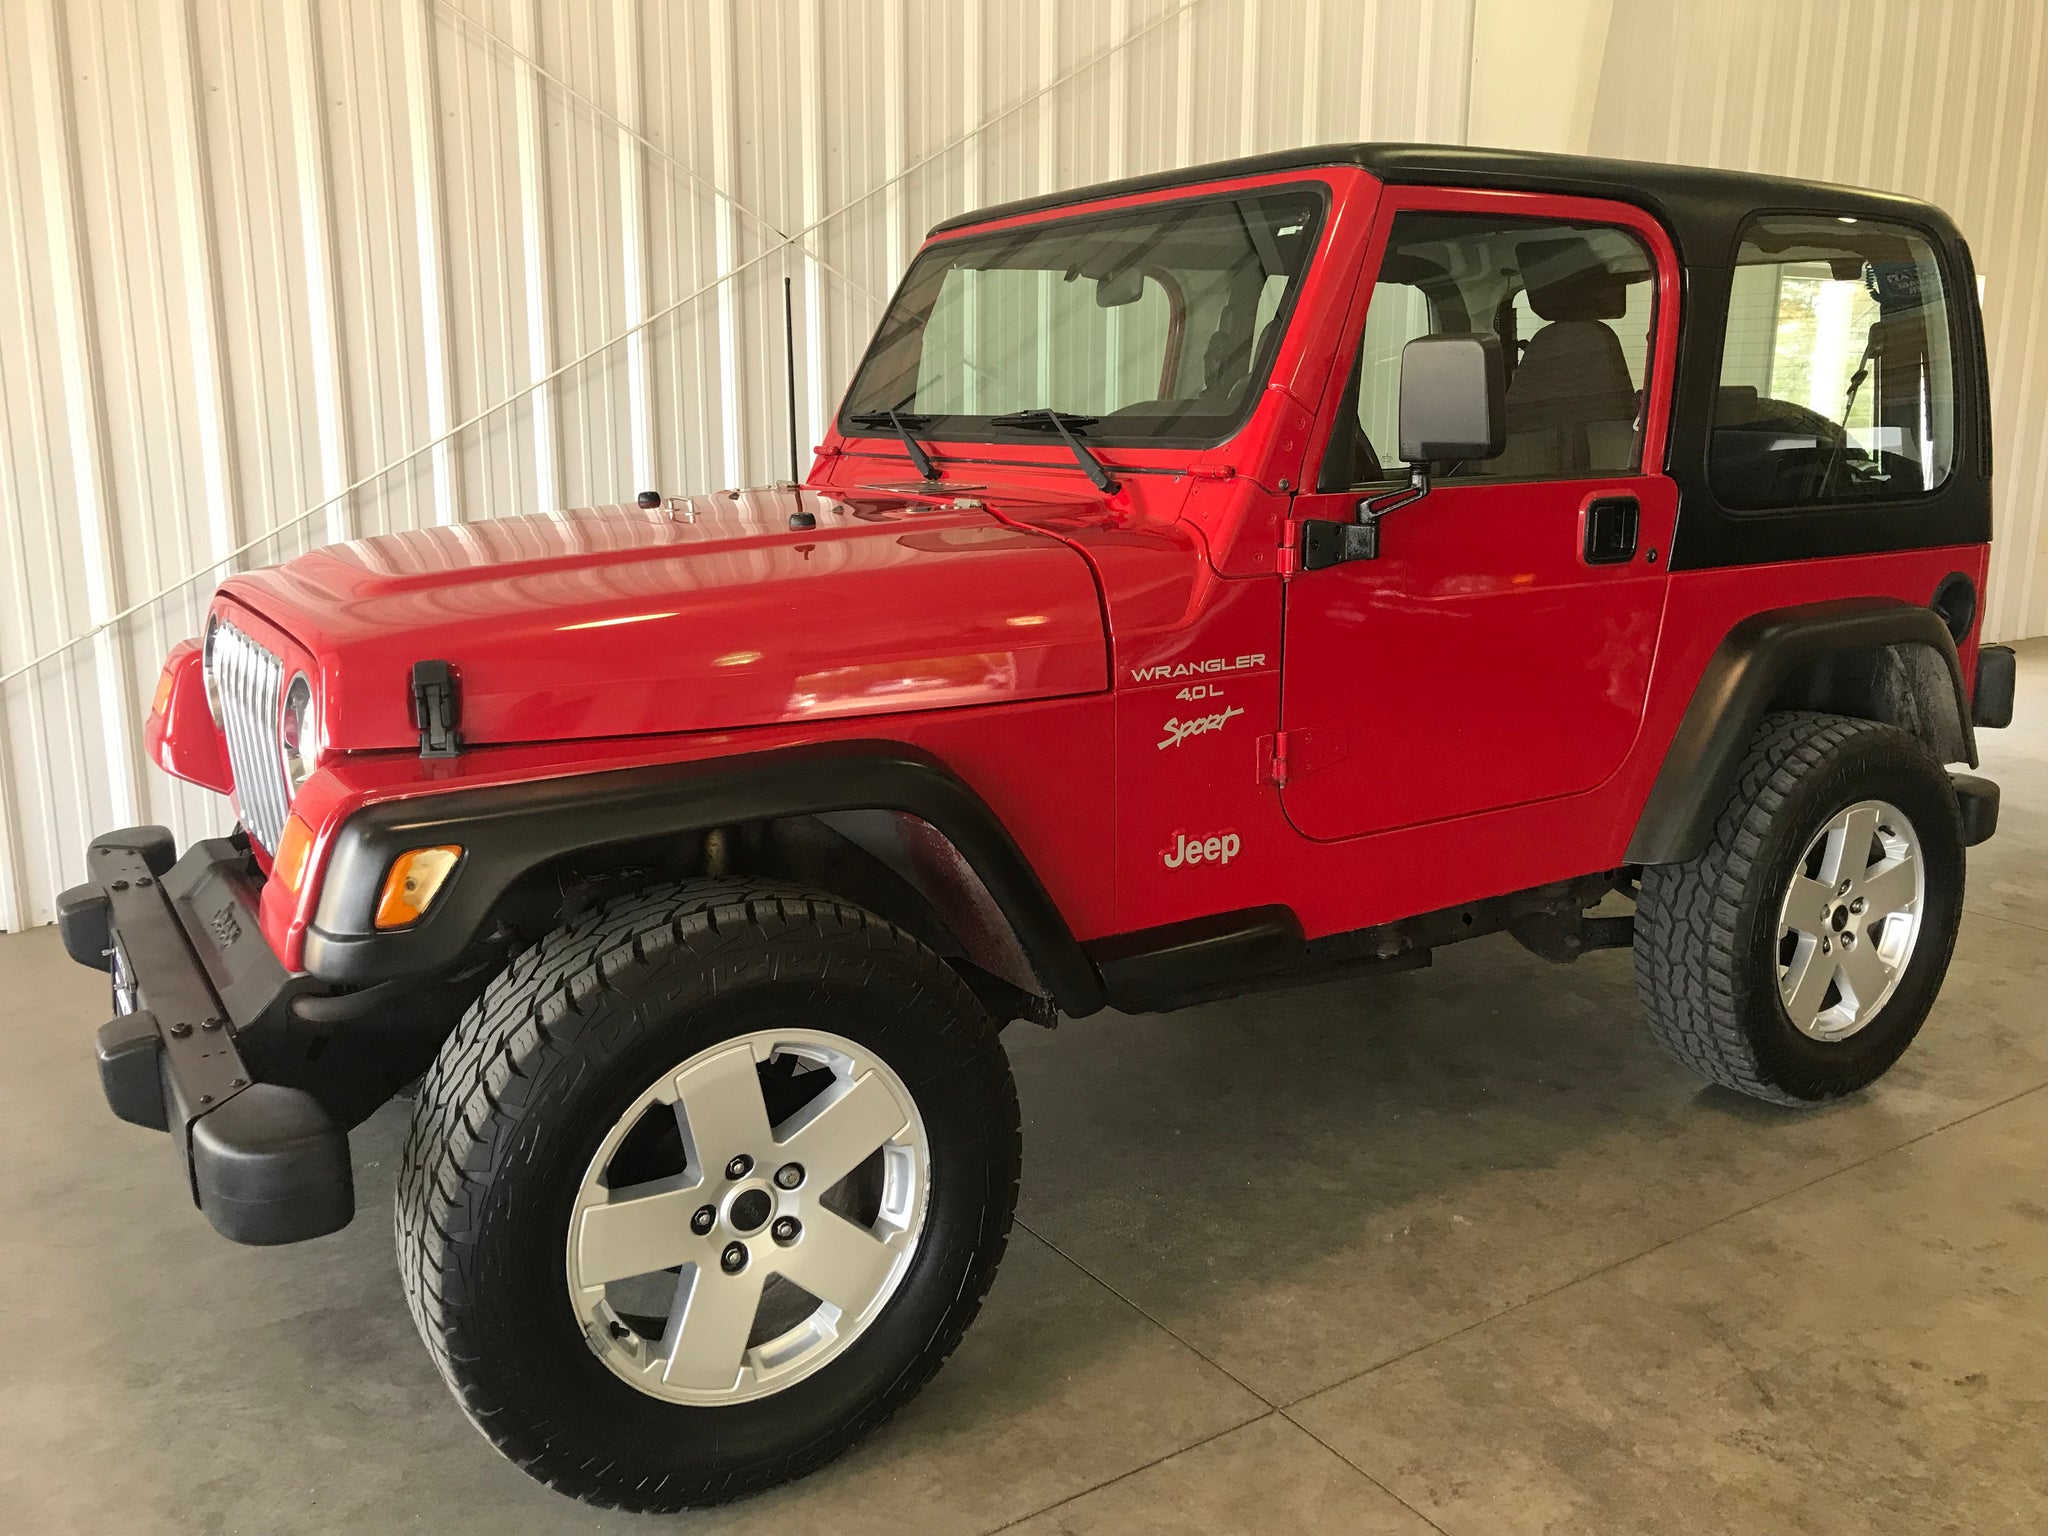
top-left (1830, 905), bottom-right (1850, 932)
top-left (726, 1186), bottom-right (772, 1235)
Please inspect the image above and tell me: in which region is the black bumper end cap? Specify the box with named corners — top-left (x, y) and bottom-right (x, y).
top-left (59, 884), bottom-right (114, 971)
top-left (88, 824), bottom-right (178, 877)
top-left (1952, 773), bottom-right (1999, 848)
top-left (191, 1085), bottom-right (354, 1246)
top-left (95, 1012), bottom-right (169, 1131)
top-left (1973, 644), bottom-right (2016, 730)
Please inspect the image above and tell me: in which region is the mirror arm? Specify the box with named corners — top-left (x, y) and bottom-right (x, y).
top-left (1299, 464), bottom-right (1431, 571)
top-left (1358, 464), bottom-right (1431, 541)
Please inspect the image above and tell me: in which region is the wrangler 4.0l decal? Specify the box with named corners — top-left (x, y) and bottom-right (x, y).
top-left (1158, 705), bottom-right (1245, 750)
top-left (1163, 830), bottom-right (1242, 868)
top-left (1130, 652), bottom-right (1266, 684)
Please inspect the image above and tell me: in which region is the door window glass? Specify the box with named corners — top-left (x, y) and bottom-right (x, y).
top-left (1710, 215), bottom-right (1955, 508)
top-left (1319, 212), bottom-right (1657, 488)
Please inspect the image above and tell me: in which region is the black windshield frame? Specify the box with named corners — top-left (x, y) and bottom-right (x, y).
top-left (836, 183), bottom-right (1330, 453)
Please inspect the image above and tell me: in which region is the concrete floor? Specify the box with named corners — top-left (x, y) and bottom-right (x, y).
top-left (2, 643), bottom-right (2043, 1536)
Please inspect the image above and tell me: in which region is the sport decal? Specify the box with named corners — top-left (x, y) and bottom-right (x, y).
top-left (1157, 705), bottom-right (1244, 750)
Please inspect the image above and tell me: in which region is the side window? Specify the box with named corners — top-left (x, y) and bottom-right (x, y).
top-left (1711, 215), bottom-right (1955, 508)
top-left (1319, 212), bottom-right (1657, 489)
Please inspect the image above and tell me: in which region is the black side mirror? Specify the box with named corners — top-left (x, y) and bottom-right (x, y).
top-left (1300, 332), bottom-right (1507, 572)
top-left (1398, 333), bottom-right (1507, 464)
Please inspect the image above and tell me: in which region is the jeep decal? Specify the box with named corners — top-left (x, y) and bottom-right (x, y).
top-left (1163, 830), bottom-right (1241, 868)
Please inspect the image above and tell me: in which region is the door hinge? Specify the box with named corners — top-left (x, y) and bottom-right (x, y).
top-left (1261, 730), bottom-right (1291, 786)
top-left (411, 659), bottom-right (462, 759)
top-left (1299, 517), bottom-right (1378, 570)
top-left (1258, 727), bottom-right (1345, 786)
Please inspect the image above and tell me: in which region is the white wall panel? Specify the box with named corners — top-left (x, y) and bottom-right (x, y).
top-left (0, 0), bottom-right (2037, 932)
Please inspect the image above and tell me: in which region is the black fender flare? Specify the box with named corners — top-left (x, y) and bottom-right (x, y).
top-left (303, 741), bottom-right (1107, 1016)
top-left (1625, 598), bottom-right (1975, 866)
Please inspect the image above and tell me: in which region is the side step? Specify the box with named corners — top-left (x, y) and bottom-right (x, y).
top-left (1085, 874), bottom-right (1633, 1015)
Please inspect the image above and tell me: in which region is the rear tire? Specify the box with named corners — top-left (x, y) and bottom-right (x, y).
top-left (1634, 712), bottom-right (1965, 1105)
top-left (395, 879), bottom-right (1020, 1511)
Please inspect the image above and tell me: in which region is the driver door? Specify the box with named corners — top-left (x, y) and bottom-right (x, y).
top-left (1279, 188), bottom-right (1680, 843)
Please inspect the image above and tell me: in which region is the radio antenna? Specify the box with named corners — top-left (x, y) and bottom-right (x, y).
top-left (783, 276), bottom-right (801, 484)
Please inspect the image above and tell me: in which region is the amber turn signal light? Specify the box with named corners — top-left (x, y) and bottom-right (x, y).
top-left (274, 814), bottom-right (315, 894)
top-left (375, 845), bottom-right (462, 929)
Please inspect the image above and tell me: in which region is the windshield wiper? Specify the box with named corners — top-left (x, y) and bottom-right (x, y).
top-left (846, 408), bottom-right (940, 482)
top-left (987, 409), bottom-right (1120, 494)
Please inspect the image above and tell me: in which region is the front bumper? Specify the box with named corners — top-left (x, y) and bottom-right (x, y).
top-left (60, 827), bottom-right (353, 1245)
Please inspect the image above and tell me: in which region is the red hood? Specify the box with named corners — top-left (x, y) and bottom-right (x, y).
top-left (221, 487), bottom-right (1109, 751)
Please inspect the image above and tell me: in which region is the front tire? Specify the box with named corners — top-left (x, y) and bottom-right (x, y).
top-left (1635, 712), bottom-right (1966, 1105)
top-left (395, 880), bottom-right (1020, 1511)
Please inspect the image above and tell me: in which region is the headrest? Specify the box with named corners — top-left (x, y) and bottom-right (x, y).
top-left (1509, 319), bottom-right (1636, 400)
top-left (1518, 236), bottom-right (1631, 321)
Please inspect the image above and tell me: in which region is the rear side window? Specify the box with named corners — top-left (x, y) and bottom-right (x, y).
top-left (1711, 215), bottom-right (1956, 509)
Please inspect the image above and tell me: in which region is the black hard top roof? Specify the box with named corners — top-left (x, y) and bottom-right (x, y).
top-left (928, 143), bottom-right (1962, 266)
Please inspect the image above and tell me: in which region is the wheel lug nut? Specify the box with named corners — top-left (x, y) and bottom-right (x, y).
top-left (1820, 937), bottom-right (1832, 953)
top-left (774, 1163), bottom-right (804, 1190)
top-left (772, 1216), bottom-right (801, 1244)
top-left (725, 1154), bottom-right (753, 1180)
top-left (1850, 897), bottom-right (1866, 915)
top-left (720, 1241), bottom-right (748, 1274)
top-left (690, 1204), bottom-right (716, 1235)
top-left (1837, 879), bottom-right (1852, 894)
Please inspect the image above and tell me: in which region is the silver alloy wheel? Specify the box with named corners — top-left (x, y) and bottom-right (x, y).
top-left (1775, 798), bottom-right (1925, 1042)
top-left (565, 1029), bottom-right (928, 1405)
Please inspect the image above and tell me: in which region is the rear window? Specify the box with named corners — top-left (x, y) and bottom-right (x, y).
top-left (1711, 214), bottom-right (1956, 510)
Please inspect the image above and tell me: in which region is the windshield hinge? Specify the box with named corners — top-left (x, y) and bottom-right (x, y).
top-left (411, 659), bottom-right (462, 759)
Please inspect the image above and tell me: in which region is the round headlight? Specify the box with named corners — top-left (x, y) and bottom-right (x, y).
top-left (201, 614), bottom-right (224, 726)
top-left (280, 672), bottom-right (317, 796)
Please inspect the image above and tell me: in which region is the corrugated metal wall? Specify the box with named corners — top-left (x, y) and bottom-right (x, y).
top-left (1, 0), bottom-right (2041, 932)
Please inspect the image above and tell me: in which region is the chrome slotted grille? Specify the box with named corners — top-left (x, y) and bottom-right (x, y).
top-left (210, 619), bottom-right (290, 852)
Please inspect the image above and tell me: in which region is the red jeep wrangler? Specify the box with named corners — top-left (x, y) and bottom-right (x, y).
top-left (65, 145), bottom-right (2015, 1510)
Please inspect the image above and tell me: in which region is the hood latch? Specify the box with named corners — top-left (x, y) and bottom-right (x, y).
top-left (411, 660), bottom-right (462, 759)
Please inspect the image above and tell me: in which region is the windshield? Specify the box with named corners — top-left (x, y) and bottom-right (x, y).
top-left (839, 187), bottom-right (1325, 448)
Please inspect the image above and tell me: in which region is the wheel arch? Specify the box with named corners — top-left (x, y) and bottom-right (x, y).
top-left (1626, 598), bottom-right (1975, 866)
top-left (303, 741), bottom-right (1106, 1017)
